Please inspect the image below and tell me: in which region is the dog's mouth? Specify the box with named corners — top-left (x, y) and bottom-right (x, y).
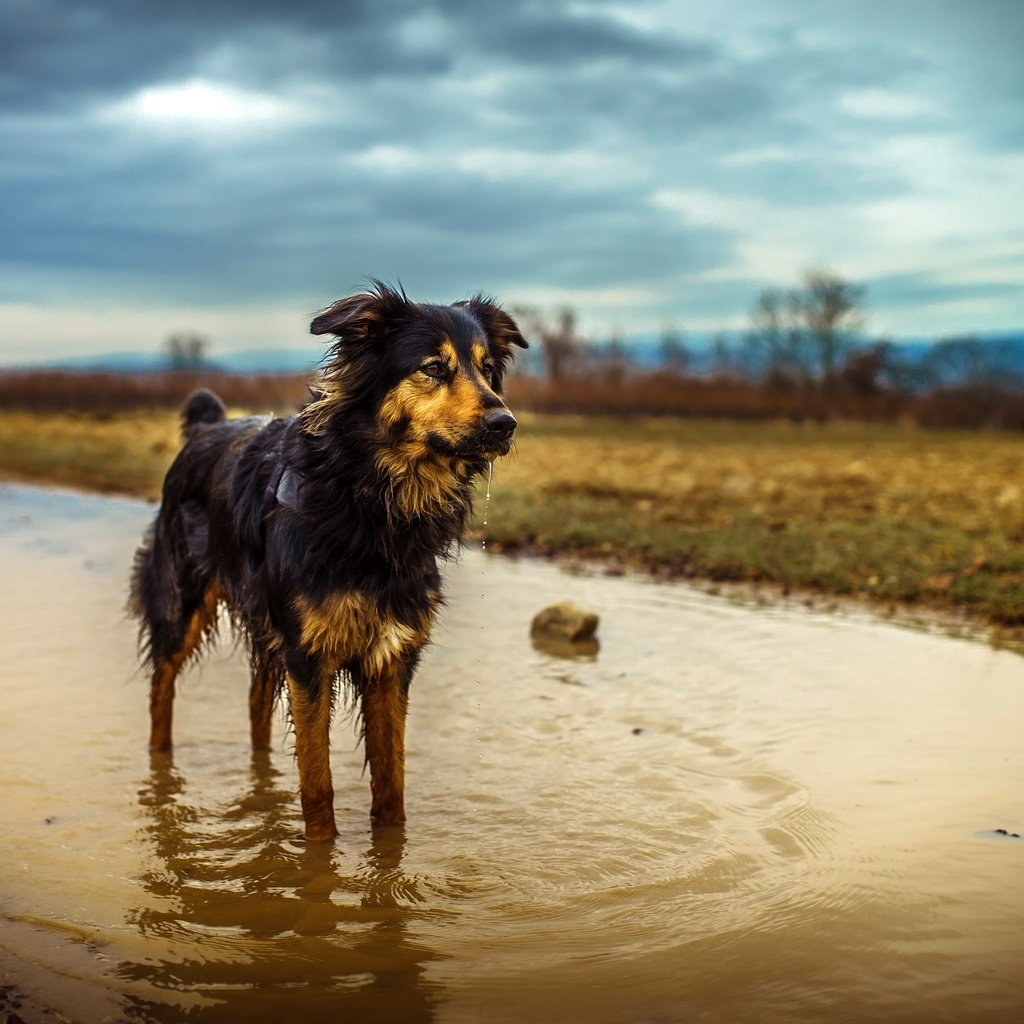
top-left (425, 410), bottom-right (518, 461)
top-left (474, 435), bottom-right (515, 460)
top-left (426, 426), bottom-right (516, 461)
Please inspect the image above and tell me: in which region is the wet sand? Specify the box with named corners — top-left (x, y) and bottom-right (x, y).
top-left (1, 483), bottom-right (1022, 1023)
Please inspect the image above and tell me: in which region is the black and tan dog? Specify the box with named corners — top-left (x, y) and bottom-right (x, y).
top-left (129, 283), bottom-right (526, 840)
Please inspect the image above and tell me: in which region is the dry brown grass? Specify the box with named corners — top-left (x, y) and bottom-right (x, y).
top-left (0, 410), bottom-right (180, 497)
top-left (498, 414), bottom-right (1024, 536)
top-left (483, 415), bottom-right (1024, 625)
top-left (2, 409), bottom-right (1023, 627)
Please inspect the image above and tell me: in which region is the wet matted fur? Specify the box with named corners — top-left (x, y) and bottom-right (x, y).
top-left (129, 283), bottom-right (526, 840)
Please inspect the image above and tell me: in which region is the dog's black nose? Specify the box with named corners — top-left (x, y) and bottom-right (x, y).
top-left (483, 409), bottom-right (517, 436)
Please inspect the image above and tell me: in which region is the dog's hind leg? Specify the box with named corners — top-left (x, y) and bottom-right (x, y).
top-left (249, 650), bottom-right (281, 752)
top-left (285, 657), bottom-right (338, 841)
top-left (357, 657), bottom-right (416, 826)
top-left (148, 584), bottom-right (220, 751)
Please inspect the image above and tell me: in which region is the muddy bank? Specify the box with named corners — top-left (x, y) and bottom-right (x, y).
top-left (471, 529), bottom-right (1024, 657)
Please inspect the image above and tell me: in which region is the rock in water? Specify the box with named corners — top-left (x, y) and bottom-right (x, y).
top-left (530, 603), bottom-right (599, 643)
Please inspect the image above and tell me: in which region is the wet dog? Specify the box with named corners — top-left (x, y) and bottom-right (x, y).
top-left (129, 283), bottom-right (526, 840)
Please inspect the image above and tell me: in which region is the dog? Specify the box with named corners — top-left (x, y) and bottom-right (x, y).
top-left (129, 283), bottom-right (526, 840)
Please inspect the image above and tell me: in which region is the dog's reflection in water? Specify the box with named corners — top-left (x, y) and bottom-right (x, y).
top-left (122, 753), bottom-right (442, 1023)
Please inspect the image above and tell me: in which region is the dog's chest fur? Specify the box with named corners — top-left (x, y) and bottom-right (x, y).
top-left (293, 588), bottom-right (441, 672)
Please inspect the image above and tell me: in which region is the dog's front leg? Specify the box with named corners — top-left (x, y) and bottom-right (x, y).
top-left (285, 661), bottom-right (338, 842)
top-left (357, 658), bottom-right (414, 826)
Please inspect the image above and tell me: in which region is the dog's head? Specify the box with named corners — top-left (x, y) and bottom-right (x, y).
top-left (305, 282), bottom-right (527, 468)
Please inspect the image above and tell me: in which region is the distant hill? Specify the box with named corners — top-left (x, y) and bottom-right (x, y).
top-left (18, 348), bottom-right (323, 375)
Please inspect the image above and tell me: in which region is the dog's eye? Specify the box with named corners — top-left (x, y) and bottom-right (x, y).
top-left (482, 361), bottom-right (495, 376)
top-left (420, 361), bottom-right (447, 379)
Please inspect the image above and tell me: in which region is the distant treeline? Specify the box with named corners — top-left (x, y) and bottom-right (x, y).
top-left (3, 267), bottom-right (1023, 429)
top-left (2, 365), bottom-right (1024, 431)
top-left (0, 370), bottom-right (310, 416)
top-left (505, 373), bottom-right (1024, 430)
top-left (506, 269), bottom-right (1024, 428)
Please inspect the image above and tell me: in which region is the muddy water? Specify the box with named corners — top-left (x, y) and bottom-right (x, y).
top-left (1, 483), bottom-right (1022, 1024)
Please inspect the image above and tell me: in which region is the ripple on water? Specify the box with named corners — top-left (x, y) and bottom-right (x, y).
top-left (3, 485), bottom-right (1024, 1024)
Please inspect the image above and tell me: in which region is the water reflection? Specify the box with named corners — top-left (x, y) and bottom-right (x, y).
top-left (125, 753), bottom-right (442, 1022)
top-left (529, 633), bottom-right (600, 659)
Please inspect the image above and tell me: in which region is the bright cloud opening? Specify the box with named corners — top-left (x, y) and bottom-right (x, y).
top-left (102, 79), bottom-right (304, 128)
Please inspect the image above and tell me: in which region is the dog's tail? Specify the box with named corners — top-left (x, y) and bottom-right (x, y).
top-left (180, 388), bottom-right (226, 437)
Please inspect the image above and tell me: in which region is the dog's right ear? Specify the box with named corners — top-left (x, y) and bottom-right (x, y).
top-left (310, 295), bottom-right (376, 340)
top-left (310, 282), bottom-right (410, 342)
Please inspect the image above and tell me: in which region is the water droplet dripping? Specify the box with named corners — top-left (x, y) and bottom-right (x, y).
top-left (481, 461), bottom-right (493, 553)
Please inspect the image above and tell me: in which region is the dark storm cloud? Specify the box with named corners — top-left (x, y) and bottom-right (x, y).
top-left (0, 110), bottom-right (729, 306)
top-left (464, 7), bottom-right (713, 66)
top-left (0, 0), bottom-right (747, 308)
top-left (1, 0), bottom-right (1022, 349)
top-left (0, 0), bottom-right (445, 113)
top-left (0, 0), bottom-right (710, 112)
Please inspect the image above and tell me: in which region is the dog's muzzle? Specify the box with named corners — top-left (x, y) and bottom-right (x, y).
top-left (481, 409), bottom-right (517, 455)
top-left (483, 409), bottom-right (517, 437)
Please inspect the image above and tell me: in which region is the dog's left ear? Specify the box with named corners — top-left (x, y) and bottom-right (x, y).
top-left (458, 296), bottom-right (528, 352)
top-left (310, 282), bottom-right (410, 342)
top-left (457, 296), bottom-right (528, 385)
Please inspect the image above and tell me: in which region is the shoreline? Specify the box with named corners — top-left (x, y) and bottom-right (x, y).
top-left (5, 470), bottom-right (1018, 657)
top-left (2, 408), bottom-right (1022, 645)
top-left (465, 527), bottom-right (1024, 654)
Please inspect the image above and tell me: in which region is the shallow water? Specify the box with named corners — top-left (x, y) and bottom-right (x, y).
top-left (1, 482), bottom-right (1022, 1023)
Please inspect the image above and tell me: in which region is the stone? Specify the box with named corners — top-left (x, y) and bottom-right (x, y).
top-left (530, 603), bottom-right (599, 643)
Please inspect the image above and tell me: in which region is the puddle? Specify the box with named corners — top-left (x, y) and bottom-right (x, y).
top-left (1, 483), bottom-right (1022, 1023)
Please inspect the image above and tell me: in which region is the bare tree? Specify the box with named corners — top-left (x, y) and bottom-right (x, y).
top-left (749, 288), bottom-right (785, 368)
top-left (799, 270), bottom-right (865, 388)
top-left (165, 331), bottom-right (210, 371)
top-left (513, 306), bottom-right (581, 381)
top-left (658, 325), bottom-right (691, 374)
top-left (746, 287), bottom-right (813, 385)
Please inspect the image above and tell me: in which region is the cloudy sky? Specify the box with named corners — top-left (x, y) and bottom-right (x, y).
top-left (1, 0), bottom-right (1022, 362)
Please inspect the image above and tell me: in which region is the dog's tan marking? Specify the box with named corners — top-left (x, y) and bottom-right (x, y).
top-left (297, 592), bottom-right (374, 656)
top-left (295, 593), bottom-right (431, 671)
top-left (374, 355), bottom-right (501, 517)
top-left (471, 340), bottom-right (487, 368)
top-left (437, 338), bottom-right (457, 371)
top-left (286, 676), bottom-right (337, 841)
top-left (361, 663), bottom-right (409, 824)
top-left (379, 344), bottom-right (495, 441)
top-left (376, 375), bottom-right (482, 438)
top-left (148, 583), bottom-right (221, 751)
top-left (375, 449), bottom-right (470, 519)
top-left (373, 619), bottom-right (420, 666)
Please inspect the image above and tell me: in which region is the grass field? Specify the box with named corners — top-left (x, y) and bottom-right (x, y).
top-left (2, 409), bottom-right (1023, 629)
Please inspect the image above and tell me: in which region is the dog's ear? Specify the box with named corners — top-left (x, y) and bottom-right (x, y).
top-left (458, 296), bottom-right (528, 353)
top-left (305, 283), bottom-right (411, 436)
top-left (456, 296), bottom-right (528, 387)
top-left (310, 282), bottom-right (410, 342)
